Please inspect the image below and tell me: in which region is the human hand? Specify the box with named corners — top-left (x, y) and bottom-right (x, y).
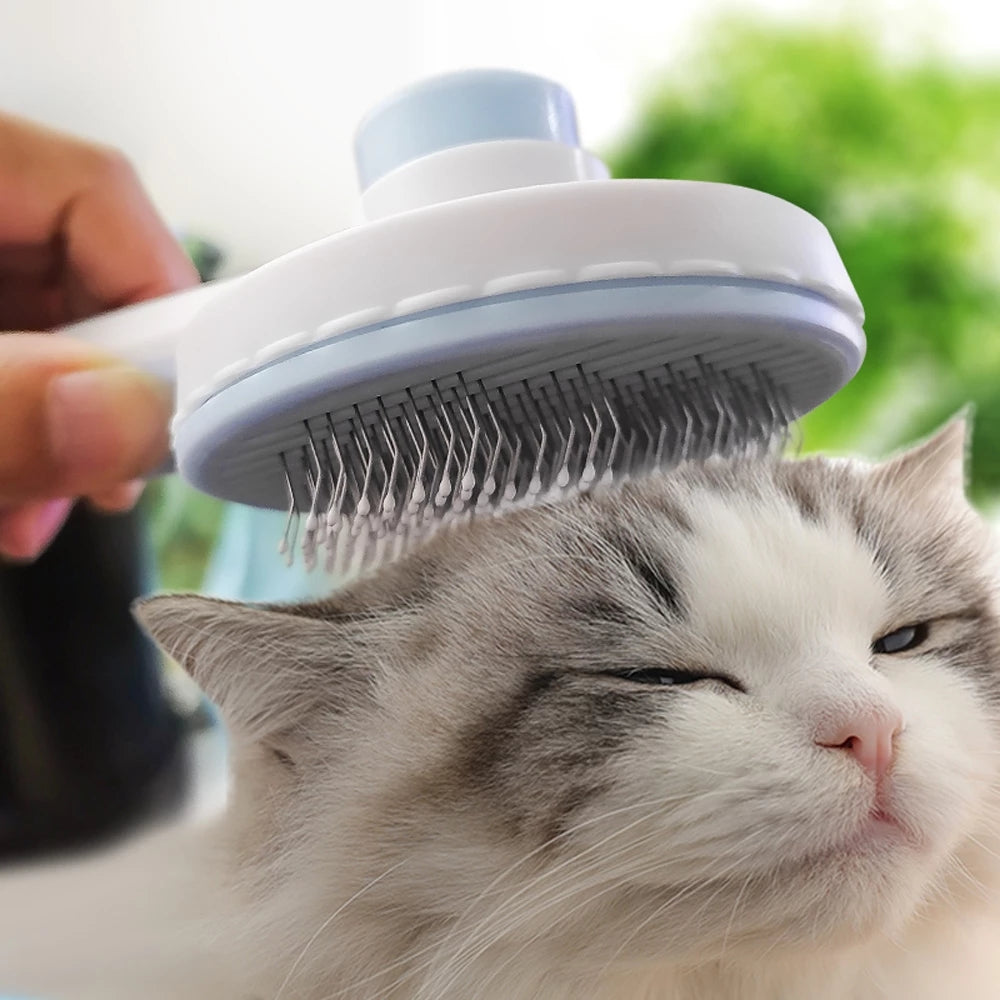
top-left (0, 112), bottom-right (198, 561)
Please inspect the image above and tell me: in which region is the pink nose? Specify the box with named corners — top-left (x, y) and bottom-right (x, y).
top-left (816, 709), bottom-right (903, 782)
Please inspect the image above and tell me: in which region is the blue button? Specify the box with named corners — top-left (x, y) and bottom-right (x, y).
top-left (354, 69), bottom-right (580, 189)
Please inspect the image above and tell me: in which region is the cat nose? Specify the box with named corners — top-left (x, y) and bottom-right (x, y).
top-left (815, 708), bottom-right (903, 782)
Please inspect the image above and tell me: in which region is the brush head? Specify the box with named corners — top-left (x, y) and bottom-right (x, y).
top-left (174, 272), bottom-right (861, 571)
top-left (162, 70), bottom-right (865, 568)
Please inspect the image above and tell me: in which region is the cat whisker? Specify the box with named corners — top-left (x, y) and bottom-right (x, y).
top-left (406, 809), bottom-right (698, 1000)
top-left (590, 825), bottom-right (799, 984)
top-left (718, 869), bottom-right (758, 958)
top-left (943, 854), bottom-right (993, 906)
top-left (964, 833), bottom-right (1000, 863)
top-left (318, 794), bottom-right (700, 1000)
top-left (412, 823), bottom-right (699, 1000)
top-left (467, 838), bottom-right (771, 1000)
top-left (421, 791), bottom-right (693, 965)
top-left (435, 849), bottom-right (677, 1000)
top-left (430, 806), bottom-right (780, 1000)
top-left (426, 800), bottom-right (747, 982)
top-left (273, 859), bottom-right (409, 1000)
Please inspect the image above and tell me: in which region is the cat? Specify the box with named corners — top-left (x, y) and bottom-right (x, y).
top-left (2, 417), bottom-right (1000, 1000)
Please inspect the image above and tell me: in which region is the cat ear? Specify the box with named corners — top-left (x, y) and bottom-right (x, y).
top-left (134, 594), bottom-right (372, 742)
top-left (874, 413), bottom-right (970, 503)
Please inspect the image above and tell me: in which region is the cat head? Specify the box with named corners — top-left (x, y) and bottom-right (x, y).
top-left (138, 418), bottom-right (1000, 986)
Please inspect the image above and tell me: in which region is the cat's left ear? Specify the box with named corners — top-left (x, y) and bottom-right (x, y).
top-left (134, 594), bottom-right (374, 745)
top-left (873, 412), bottom-right (970, 504)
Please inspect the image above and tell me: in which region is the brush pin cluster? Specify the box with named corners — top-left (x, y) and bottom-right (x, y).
top-left (277, 360), bottom-right (792, 573)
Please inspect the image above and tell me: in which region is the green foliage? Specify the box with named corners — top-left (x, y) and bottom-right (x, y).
top-left (143, 477), bottom-right (225, 591)
top-left (609, 16), bottom-right (1000, 500)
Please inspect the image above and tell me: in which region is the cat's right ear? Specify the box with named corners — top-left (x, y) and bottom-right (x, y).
top-left (873, 413), bottom-right (971, 505)
top-left (134, 594), bottom-right (373, 744)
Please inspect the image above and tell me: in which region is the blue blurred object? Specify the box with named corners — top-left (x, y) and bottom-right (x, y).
top-left (202, 504), bottom-right (333, 603)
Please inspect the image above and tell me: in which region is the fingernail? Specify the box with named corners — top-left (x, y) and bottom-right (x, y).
top-left (0, 499), bottom-right (74, 562)
top-left (46, 368), bottom-right (172, 488)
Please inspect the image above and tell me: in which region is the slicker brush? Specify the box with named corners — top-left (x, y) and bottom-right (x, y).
top-left (63, 69), bottom-right (866, 572)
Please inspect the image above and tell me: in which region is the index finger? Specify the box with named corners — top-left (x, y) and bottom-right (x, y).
top-left (0, 112), bottom-right (198, 318)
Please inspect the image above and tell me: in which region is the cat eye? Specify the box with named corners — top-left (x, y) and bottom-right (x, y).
top-left (872, 623), bottom-right (929, 655)
top-left (619, 668), bottom-right (703, 686)
top-left (607, 667), bottom-right (743, 691)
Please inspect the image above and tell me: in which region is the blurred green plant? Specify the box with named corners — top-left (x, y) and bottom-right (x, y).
top-left (609, 16), bottom-right (1000, 501)
top-left (143, 478), bottom-right (225, 591)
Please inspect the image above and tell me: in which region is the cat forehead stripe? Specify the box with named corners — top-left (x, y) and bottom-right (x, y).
top-left (564, 594), bottom-right (637, 627)
top-left (606, 529), bottom-right (684, 618)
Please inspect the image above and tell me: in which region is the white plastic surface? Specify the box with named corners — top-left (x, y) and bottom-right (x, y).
top-left (360, 138), bottom-right (609, 220)
top-left (174, 178), bottom-right (864, 422)
top-left (58, 280), bottom-right (232, 385)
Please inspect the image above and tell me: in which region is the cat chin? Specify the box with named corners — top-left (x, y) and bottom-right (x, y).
top-left (533, 849), bottom-right (928, 972)
top-left (701, 839), bottom-right (947, 957)
top-left (809, 807), bottom-right (929, 865)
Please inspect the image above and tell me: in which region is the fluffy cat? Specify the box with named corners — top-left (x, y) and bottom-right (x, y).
top-left (3, 418), bottom-right (1000, 1000)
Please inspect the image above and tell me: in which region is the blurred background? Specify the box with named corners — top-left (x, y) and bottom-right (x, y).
top-left (2, 0), bottom-right (999, 591)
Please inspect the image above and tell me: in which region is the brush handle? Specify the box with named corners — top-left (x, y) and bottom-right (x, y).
top-left (57, 281), bottom-right (228, 385)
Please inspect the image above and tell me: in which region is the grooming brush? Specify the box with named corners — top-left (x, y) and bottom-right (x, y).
top-left (63, 69), bottom-right (866, 572)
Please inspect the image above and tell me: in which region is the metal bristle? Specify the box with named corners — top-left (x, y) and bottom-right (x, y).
top-left (282, 360), bottom-right (794, 573)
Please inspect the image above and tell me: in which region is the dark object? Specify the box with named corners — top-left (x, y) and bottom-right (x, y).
top-left (179, 234), bottom-right (225, 283)
top-left (0, 503), bottom-right (187, 861)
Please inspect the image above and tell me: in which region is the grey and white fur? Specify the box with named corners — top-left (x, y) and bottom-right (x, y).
top-left (3, 417), bottom-right (1000, 1000)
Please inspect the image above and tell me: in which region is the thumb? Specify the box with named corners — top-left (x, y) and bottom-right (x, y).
top-left (0, 333), bottom-right (172, 504)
